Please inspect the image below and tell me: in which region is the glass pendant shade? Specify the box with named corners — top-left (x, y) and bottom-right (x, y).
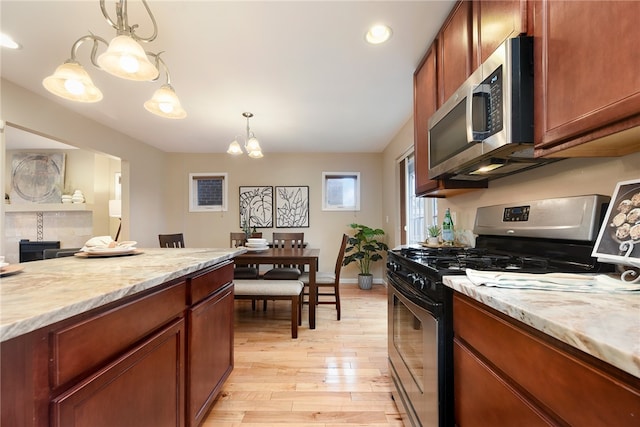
top-left (97, 35), bottom-right (159, 81)
top-left (42, 61), bottom-right (103, 102)
top-left (246, 136), bottom-right (261, 152)
top-left (144, 84), bottom-right (187, 119)
top-left (248, 150), bottom-right (264, 159)
top-left (227, 140), bottom-right (243, 155)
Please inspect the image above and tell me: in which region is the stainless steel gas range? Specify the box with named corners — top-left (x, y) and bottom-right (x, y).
top-left (386, 195), bottom-right (615, 427)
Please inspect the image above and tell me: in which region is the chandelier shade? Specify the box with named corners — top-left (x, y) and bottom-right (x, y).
top-left (144, 84), bottom-right (187, 119)
top-left (42, 61), bottom-right (103, 102)
top-left (227, 112), bottom-right (264, 158)
top-left (97, 35), bottom-right (159, 80)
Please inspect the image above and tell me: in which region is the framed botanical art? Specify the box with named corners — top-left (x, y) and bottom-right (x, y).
top-left (592, 178), bottom-right (640, 268)
top-left (239, 186), bottom-right (273, 228)
top-left (275, 186), bottom-right (309, 228)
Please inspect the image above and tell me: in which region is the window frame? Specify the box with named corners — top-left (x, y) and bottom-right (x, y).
top-left (321, 171), bottom-right (360, 211)
top-left (188, 172), bottom-right (228, 212)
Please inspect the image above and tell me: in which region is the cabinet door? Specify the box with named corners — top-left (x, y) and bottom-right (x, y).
top-left (51, 319), bottom-right (185, 427)
top-left (473, 0), bottom-right (527, 66)
top-left (414, 44), bottom-right (440, 195)
top-left (438, 0), bottom-right (472, 105)
top-left (454, 339), bottom-right (556, 426)
top-left (533, 0), bottom-right (640, 154)
top-left (187, 283), bottom-right (234, 426)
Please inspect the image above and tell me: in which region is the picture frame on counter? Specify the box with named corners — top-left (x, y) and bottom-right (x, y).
top-left (592, 178), bottom-right (640, 269)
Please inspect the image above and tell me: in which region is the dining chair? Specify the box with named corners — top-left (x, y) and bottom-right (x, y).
top-left (230, 232), bottom-right (260, 280)
top-left (158, 233), bottom-right (185, 248)
top-left (300, 233), bottom-right (348, 320)
top-left (263, 232), bottom-right (305, 280)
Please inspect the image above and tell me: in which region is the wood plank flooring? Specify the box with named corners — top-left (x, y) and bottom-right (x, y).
top-left (202, 283), bottom-right (404, 426)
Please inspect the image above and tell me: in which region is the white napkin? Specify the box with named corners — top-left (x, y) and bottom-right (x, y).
top-left (80, 236), bottom-right (136, 252)
top-left (465, 269), bottom-right (640, 293)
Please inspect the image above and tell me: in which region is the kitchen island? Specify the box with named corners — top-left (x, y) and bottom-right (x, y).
top-left (1, 248), bottom-right (244, 427)
top-left (444, 275), bottom-right (640, 426)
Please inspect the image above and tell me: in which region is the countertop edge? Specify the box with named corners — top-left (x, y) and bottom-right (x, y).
top-left (0, 248), bottom-right (242, 342)
top-left (443, 275), bottom-right (640, 379)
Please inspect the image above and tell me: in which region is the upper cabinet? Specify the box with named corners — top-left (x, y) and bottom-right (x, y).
top-left (414, 45), bottom-right (439, 195)
top-left (472, 0), bottom-right (528, 67)
top-left (414, 0), bottom-right (524, 197)
top-left (438, 1), bottom-right (473, 106)
top-left (533, 0), bottom-right (640, 157)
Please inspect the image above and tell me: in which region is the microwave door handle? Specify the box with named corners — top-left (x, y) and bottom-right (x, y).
top-left (465, 85), bottom-right (475, 143)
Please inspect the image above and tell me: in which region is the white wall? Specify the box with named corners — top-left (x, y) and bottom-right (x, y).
top-left (1, 80), bottom-right (168, 249)
top-left (164, 152), bottom-right (385, 279)
top-left (439, 152), bottom-right (640, 233)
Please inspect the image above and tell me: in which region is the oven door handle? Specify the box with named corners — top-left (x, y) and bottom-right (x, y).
top-left (388, 272), bottom-right (443, 316)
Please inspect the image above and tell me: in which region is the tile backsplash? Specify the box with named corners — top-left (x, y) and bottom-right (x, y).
top-left (4, 211), bottom-right (93, 263)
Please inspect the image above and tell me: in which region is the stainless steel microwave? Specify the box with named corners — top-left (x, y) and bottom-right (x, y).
top-left (428, 36), bottom-right (552, 181)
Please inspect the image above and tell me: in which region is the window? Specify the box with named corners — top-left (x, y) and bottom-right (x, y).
top-left (322, 172), bottom-right (360, 211)
top-left (189, 173), bottom-right (228, 212)
top-left (403, 153), bottom-right (438, 244)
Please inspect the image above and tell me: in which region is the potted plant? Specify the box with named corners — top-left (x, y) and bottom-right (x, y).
top-left (343, 223), bottom-right (389, 290)
top-left (427, 225), bottom-right (441, 245)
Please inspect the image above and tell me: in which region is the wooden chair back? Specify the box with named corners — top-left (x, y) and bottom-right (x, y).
top-left (334, 234), bottom-right (349, 281)
top-left (230, 232), bottom-right (247, 248)
top-left (272, 232), bottom-right (304, 249)
top-left (271, 232), bottom-right (304, 270)
top-left (158, 233), bottom-right (185, 248)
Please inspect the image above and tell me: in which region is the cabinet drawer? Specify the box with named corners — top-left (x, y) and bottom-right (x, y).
top-left (454, 338), bottom-right (554, 426)
top-left (453, 294), bottom-right (640, 426)
top-left (51, 282), bottom-right (186, 388)
top-left (189, 260), bottom-right (233, 304)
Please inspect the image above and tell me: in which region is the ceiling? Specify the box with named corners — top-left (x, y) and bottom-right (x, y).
top-left (1, 1), bottom-right (454, 154)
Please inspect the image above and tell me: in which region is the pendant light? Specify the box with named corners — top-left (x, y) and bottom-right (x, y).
top-left (227, 112), bottom-right (264, 158)
top-left (42, 0), bottom-right (185, 118)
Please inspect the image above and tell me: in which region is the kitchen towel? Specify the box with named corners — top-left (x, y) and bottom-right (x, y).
top-left (465, 269), bottom-right (640, 293)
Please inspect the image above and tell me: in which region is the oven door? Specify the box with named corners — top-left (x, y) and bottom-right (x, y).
top-left (388, 272), bottom-right (442, 427)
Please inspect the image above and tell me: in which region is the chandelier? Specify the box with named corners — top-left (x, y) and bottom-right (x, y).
top-left (227, 112), bottom-right (264, 158)
top-left (42, 0), bottom-right (186, 119)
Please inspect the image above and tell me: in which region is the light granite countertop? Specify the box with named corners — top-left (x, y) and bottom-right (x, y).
top-left (443, 275), bottom-right (640, 379)
top-left (0, 248), bottom-right (244, 342)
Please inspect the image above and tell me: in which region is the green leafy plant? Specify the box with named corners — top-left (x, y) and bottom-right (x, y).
top-left (342, 223), bottom-right (389, 275)
top-left (427, 225), bottom-right (441, 238)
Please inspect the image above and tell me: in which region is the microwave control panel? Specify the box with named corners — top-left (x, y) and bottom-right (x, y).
top-left (503, 205), bottom-right (530, 222)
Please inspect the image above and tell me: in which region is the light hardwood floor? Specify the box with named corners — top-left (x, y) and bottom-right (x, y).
top-left (202, 283), bottom-right (404, 426)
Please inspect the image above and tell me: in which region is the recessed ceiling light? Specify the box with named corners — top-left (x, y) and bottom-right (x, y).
top-left (1, 33), bottom-right (21, 49)
top-left (365, 24), bottom-right (392, 45)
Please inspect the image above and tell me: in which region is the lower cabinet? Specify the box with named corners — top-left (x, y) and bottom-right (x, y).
top-left (188, 283), bottom-right (234, 426)
top-left (51, 319), bottom-right (186, 427)
top-left (453, 292), bottom-right (640, 426)
top-left (0, 260), bottom-right (235, 427)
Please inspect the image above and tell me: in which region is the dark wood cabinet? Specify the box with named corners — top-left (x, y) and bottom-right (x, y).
top-left (187, 263), bottom-right (234, 426)
top-left (453, 293), bottom-right (640, 426)
top-left (413, 45), bottom-right (439, 196)
top-left (51, 319), bottom-right (186, 427)
top-left (533, 0), bottom-right (640, 157)
top-left (1, 260), bottom-right (235, 427)
top-left (438, 1), bottom-right (472, 106)
top-left (472, 0), bottom-right (528, 67)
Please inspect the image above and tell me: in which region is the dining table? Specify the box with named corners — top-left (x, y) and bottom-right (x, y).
top-left (234, 247), bottom-right (320, 329)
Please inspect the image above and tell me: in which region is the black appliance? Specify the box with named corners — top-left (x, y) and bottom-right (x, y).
top-left (19, 239), bottom-right (60, 263)
top-left (387, 195), bottom-right (614, 427)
